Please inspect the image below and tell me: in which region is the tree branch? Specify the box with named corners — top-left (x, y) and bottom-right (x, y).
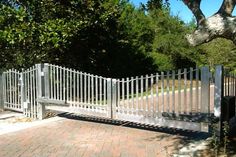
top-left (217, 0), bottom-right (236, 16)
top-left (182, 0), bottom-right (205, 25)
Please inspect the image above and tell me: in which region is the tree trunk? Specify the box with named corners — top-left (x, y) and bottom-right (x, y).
top-left (187, 14), bottom-right (236, 46)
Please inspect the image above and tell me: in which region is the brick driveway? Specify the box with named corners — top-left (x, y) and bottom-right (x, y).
top-left (0, 114), bottom-right (208, 157)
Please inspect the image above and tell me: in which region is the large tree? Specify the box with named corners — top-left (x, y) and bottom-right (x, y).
top-left (182, 0), bottom-right (236, 46)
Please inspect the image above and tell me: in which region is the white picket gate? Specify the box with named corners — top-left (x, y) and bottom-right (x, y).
top-left (0, 63), bottom-right (229, 132)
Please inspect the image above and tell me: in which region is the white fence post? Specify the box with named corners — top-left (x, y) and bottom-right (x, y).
top-left (43, 63), bottom-right (50, 99)
top-left (214, 65), bottom-right (224, 137)
top-left (20, 72), bottom-right (26, 115)
top-left (214, 65), bottom-right (223, 117)
top-left (107, 78), bottom-right (117, 119)
top-left (0, 73), bottom-right (3, 110)
top-left (112, 79), bottom-right (117, 119)
top-left (107, 78), bottom-right (112, 118)
top-left (201, 66), bottom-right (210, 114)
top-left (36, 64), bottom-right (47, 120)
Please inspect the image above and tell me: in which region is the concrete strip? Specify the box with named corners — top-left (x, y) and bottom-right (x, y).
top-left (0, 115), bottom-right (64, 136)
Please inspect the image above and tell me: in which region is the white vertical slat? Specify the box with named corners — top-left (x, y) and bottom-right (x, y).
top-left (184, 68), bottom-right (187, 114)
top-left (7, 72), bottom-right (10, 107)
top-left (9, 70), bottom-right (12, 108)
top-left (172, 71), bottom-right (175, 113)
top-left (84, 73), bottom-right (87, 105)
top-left (30, 67), bottom-right (33, 117)
top-left (141, 76), bottom-right (144, 113)
top-left (103, 78), bottom-right (106, 106)
top-left (16, 72), bottom-right (19, 108)
top-left (131, 77), bottom-right (134, 114)
top-left (88, 74), bottom-right (90, 106)
top-left (73, 70), bottom-right (76, 107)
top-left (161, 72), bottom-right (164, 113)
top-left (7, 72), bottom-right (10, 108)
top-left (27, 70), bottom-right (30, 112)
top-left (77, 72), bottom-right (80, 107)
top-left (91, 74), bottom-right (94, 105)
top-left (166, 71), bottom-right (170, 113)
top-left (19, 71), bottom-right (21, 109)
top-left (11, 71), bottom-right (14, 108)
top-left (49, 65), bottom-right (52, 99)
top-left (117, 79), bottom-right (120, 113)
top-left (53, 66), bottom-right (56, 99)
top-left (66, 69), bottom-right (69, 101)
top-left (126, 77), bottom-right (129, 113)
top-left (196, 67), bottom-right (199, 112)
top-left (145, 75), bottom-right (148, 114)
top-left (95, 75), bottom-right (98, 105)
top-left (99, 76), bottom-right (102, 106)
top-left (156, 73), bottom-right (159, 116)
top-left (2, 73), bottom-right (6, 107)
top-left (178, 69), bottom-right (181, 115)
top-left (70, 69), bottom-right (72, 105)
top-left (80, 72), bottom-right (83, 104)
top-left (62, 67), bottom-right (64, 100)
top-left (60, 67), bottom-right (62, 100)
top-left (33, 69), bottom-right (36, 118)
top-left (56, 66), bottom-right (59, 100)
top-left (122, 78), bottom-right (125, 113)
top-left (13, 70), bottom-right (16, 108)
top-left (136, 76), bottom-right (139, 115)
top-left (190, 68), bottom-right (193, 113)
top-left (151, 74), bottom-right (154, 117)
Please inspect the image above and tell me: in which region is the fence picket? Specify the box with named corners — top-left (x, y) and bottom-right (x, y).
top-left (141, 76), bottom-right (144, 113)
top-left (131, 77), bottom-right (134, 114)
top-left (178, 69), bottom-right (181, 115)
top-left (151, 74), bottom-right (154, 116)
top-left (161, 72), bottom-right (164, 113)
top-left (184, 68), bottom-right (187, 114)
top-left (122, 78), bottom-right (125, 113)
top-left (99, 76), bottom-right (102, 106)
top-left (190, 68), bottom-right (193, 113)
top-left (126, 77), bottom-right (129, 113)
top-left (145, 74), bottom-right (148, 114)
top-left (172, 71), bottom-right (175, 113)
top-left (156, 73), bottom-right (159, 116)
top-left (136, 76), bottom-right (139, 115)
top-left (166, 71), bottom-right (170, 113)
top-left (196, 67), bottom-right (199, 112)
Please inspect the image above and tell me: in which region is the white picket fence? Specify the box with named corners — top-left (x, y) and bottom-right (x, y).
top-left (0, 64), bottom-right (230, 132)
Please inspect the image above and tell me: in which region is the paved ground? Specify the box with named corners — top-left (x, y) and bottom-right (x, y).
top-left (0, 111), bottom-right (210, 157)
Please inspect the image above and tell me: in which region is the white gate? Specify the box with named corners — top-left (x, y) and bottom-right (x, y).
top-left (2, 69), bottom-right (23, 112)
top-left (0, 63), bottom-right (224, 133)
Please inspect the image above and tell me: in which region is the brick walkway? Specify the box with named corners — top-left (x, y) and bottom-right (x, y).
top-left (0, 115), bottom-right (208, 157)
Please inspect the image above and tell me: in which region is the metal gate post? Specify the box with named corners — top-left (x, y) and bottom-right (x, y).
top-left (201, 66), bottom-right (210, 114)
top-left (20, 72), bottom-right (27, 116)
top-left (107, 78), bottom-right (117, 119)
top-left (200, 66), bottom-right (210, 132)
top-left (111, 79), bottom-right (117, 119)
top-left (0, 73), bottom-right (3, 110)
top-left (37, 64), bottom-right (49, 120)
top-left (214, 65), bottom-right (224, 138)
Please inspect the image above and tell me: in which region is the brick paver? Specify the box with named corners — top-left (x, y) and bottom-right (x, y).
top-left (0, 116), bottom-right (204, 157)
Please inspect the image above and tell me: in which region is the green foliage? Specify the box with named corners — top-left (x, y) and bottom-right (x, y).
top-left (197, 38), bottom-right (236, 68)
top-left (1, 0), bottom-right (236, 77)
